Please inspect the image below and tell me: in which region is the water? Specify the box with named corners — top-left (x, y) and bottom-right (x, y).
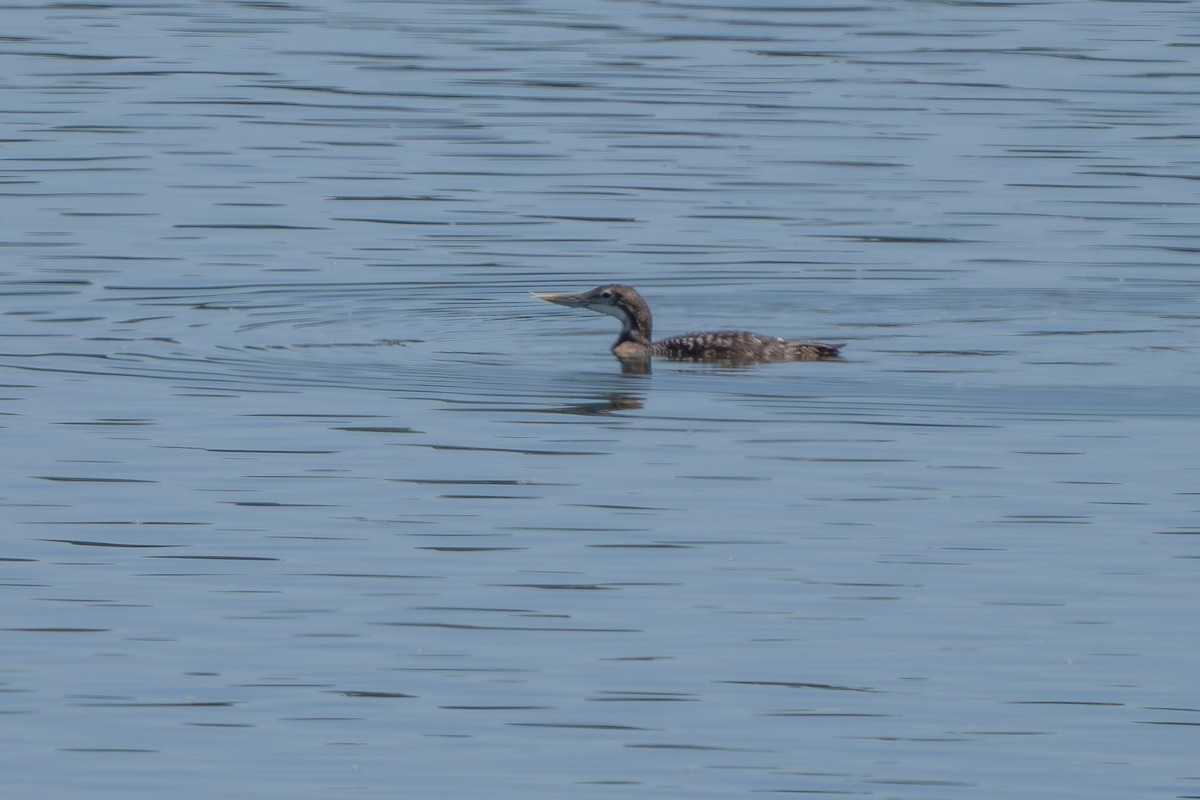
top-left (2, 1), bottom-right (1199, 798)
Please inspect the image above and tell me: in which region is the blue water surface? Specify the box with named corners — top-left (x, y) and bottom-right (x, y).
top-left (2, 1), bottom-right (1199, 798)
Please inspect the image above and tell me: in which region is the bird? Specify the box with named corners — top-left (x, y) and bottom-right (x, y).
top-left (531, 284), bottom-right (842, 365)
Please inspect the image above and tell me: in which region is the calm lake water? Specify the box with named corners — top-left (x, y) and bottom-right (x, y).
top-left (2, 1), bottom-right (1199, 798)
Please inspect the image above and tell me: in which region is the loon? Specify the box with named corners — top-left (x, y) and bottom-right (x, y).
top-left (532, 284), bottom-right (843, 364)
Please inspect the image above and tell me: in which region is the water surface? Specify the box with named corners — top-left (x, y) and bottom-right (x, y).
top-left (2, 1), bottom-right (1199, 798)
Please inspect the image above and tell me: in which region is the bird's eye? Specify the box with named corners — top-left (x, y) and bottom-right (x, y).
top-left (599, 291), bottom-right (613, 299)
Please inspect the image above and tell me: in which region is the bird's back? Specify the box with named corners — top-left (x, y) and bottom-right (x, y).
top-left (652, 330), bottom-right (841, 363)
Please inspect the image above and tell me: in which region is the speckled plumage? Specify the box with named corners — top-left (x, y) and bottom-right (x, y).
top-left (532, 284), bottom-right (842, 365)
top-left (651, 330), bottom-right (840, 362)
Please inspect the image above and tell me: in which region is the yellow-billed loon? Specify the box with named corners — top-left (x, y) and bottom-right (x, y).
top-left (532, 284), bottom-right (842, 364)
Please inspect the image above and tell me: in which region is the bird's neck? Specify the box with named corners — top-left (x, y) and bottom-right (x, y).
top-left (612, 303), bottom-right (652, 350)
